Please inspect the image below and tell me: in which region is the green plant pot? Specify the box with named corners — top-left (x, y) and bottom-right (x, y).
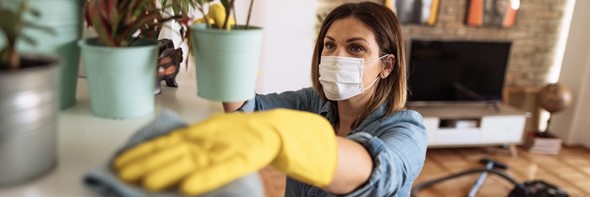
top-left (0, 54), bottom-right (60, 186)
top-left (190, 24), bottom-right (264, 102)
top-left (16, 0), bottom-right (84, 110)
top-left (78, 38), bottom-right (158, 119)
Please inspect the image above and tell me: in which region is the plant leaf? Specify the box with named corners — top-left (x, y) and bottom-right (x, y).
top-left (220, 0), bottom-right (230, 11)
top-left (221, 0), bottom-right (233, 29)
top-left (120, 13), bottom-right (159, 45)
top-left (186, 0), bottom-right (195, 9)
top-left (19, 33), bottom-right (37, 46)
top-left (88, 0), bottom-right (116, 46)
top-left (79, 0), bottom-right (194, 47)
top-left (105, 0), bottom-right (119, 38)
top-left (246, 0), bottom-right (255, 29)
top-left (22, 21), bottom-right (55, 35)
top-left (172, 2), bottom-right (180, 15)
top-left (162, 0), bottom-right (168, 9)
top-left (28, 8), bottom-right (41, 18)
top-left (181, 0), bottom-right (190, 15)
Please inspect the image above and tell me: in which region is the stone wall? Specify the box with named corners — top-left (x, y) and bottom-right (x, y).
top-left (317, 0), bottom-right (568, 88)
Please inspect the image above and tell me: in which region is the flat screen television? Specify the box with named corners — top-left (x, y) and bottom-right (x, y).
top-left (407, 40), bottom-right (512, 104)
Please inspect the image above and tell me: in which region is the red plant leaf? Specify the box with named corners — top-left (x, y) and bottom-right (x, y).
top-left (88, 0), bottom-right (116, 46)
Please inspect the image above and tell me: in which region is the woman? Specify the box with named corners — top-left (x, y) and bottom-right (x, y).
top-left (113, 2), bottom-right (427, 196)
top-left (223, 2), bottom-right (428, 196)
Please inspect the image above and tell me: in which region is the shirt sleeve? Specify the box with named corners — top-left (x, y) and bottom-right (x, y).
top-left (345, 110), bottom-right (428, 196)
top-left (236, 87), bottom-right (324, 113)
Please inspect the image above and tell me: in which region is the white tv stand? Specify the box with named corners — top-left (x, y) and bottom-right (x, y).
top-left (408, 103), bottom-right (528, 150)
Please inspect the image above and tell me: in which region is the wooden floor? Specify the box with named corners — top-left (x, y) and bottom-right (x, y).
top-left (259, 145), bottom-right (590, 197)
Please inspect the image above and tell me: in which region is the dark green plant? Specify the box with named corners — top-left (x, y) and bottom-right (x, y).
top-left (0, 1), bottom-right (50, 69)
top-left (84, 0), bottom-right (194, 47)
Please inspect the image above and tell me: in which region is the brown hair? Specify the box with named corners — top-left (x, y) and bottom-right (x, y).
top-left (311, 1), bottom-right (407, 128)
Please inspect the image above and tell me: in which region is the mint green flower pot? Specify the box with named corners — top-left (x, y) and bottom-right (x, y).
top-left (17, 0), bottom-right (84, 110)
top-left (78, 38), bottom-right (158, 119)
top-left (190, 24), bottom-right (263, 102)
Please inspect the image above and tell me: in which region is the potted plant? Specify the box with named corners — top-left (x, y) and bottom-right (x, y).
top-left (0, 1), bottom-right (60, 185)
top-left (190, 0), bottom-right (263, 101)
top-left (17, 0), bottom-right (85, 110)
top-left (79, 0), bottom-right (192, 119)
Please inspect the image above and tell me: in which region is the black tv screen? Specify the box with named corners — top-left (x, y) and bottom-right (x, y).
top-left (407, 40), bottom-right (511, 103)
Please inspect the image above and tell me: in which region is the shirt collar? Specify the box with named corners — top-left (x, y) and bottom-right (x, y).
top-left (319, 102), bottom-right (337, 127)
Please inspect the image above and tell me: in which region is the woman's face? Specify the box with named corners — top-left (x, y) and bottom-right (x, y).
top-left (321, 17), bottom-right (384, 94)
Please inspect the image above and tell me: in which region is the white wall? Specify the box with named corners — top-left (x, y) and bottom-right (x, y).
top-left (572, 51), bottom-right (590, 147)
top-left (550, 0), bottom-right (590, 148)
top-left (245, 0), bottom-right (317, 94)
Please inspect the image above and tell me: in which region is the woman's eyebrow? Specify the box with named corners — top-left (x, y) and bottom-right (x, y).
top-left (325, 35), bottom-right (369, 44)
top-left (346, 37), bottom-right (369, 44)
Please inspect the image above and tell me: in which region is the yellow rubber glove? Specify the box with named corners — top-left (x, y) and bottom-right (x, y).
top-left (207, 3), bottom-right (235, 30)
top-left (113, 109), bottom-right (338, 196)
top-left (192, 17), bottom-right (214, 25)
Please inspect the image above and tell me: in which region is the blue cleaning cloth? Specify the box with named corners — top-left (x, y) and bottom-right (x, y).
top-left (83, 110), bottom-right (264, 197)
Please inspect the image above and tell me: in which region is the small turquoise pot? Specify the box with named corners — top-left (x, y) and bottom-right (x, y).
top-left (17, 0), bottom-right (84, 110)
top-left (190, 24), bottom-right (263, 102)
top-left (78, 38), bottom-right (158, 119)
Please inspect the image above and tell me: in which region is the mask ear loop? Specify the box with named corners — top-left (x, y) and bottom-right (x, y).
top-left (364, 55), bottom-right (388, 91)
top-left (363, 77), bottom-right (380, 91)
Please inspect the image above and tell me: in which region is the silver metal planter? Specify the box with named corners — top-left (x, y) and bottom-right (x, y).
top-left (0, 54), bottom-right (60, 186)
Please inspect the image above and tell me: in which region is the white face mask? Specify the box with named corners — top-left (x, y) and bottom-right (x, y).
top-left (319, 55), bottom-right (387, 101)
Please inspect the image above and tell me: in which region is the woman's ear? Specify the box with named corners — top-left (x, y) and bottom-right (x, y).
top-left (381, 54), bottom-right (395, 78)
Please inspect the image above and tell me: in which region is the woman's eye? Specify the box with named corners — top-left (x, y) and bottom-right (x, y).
top-left (349, 45), bottom-right (365, 53)
top-left (324, 42), bottom-right (335, 50)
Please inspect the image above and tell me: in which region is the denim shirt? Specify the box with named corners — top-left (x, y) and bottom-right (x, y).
top-left (238, 87), bottom-right (428, 197)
